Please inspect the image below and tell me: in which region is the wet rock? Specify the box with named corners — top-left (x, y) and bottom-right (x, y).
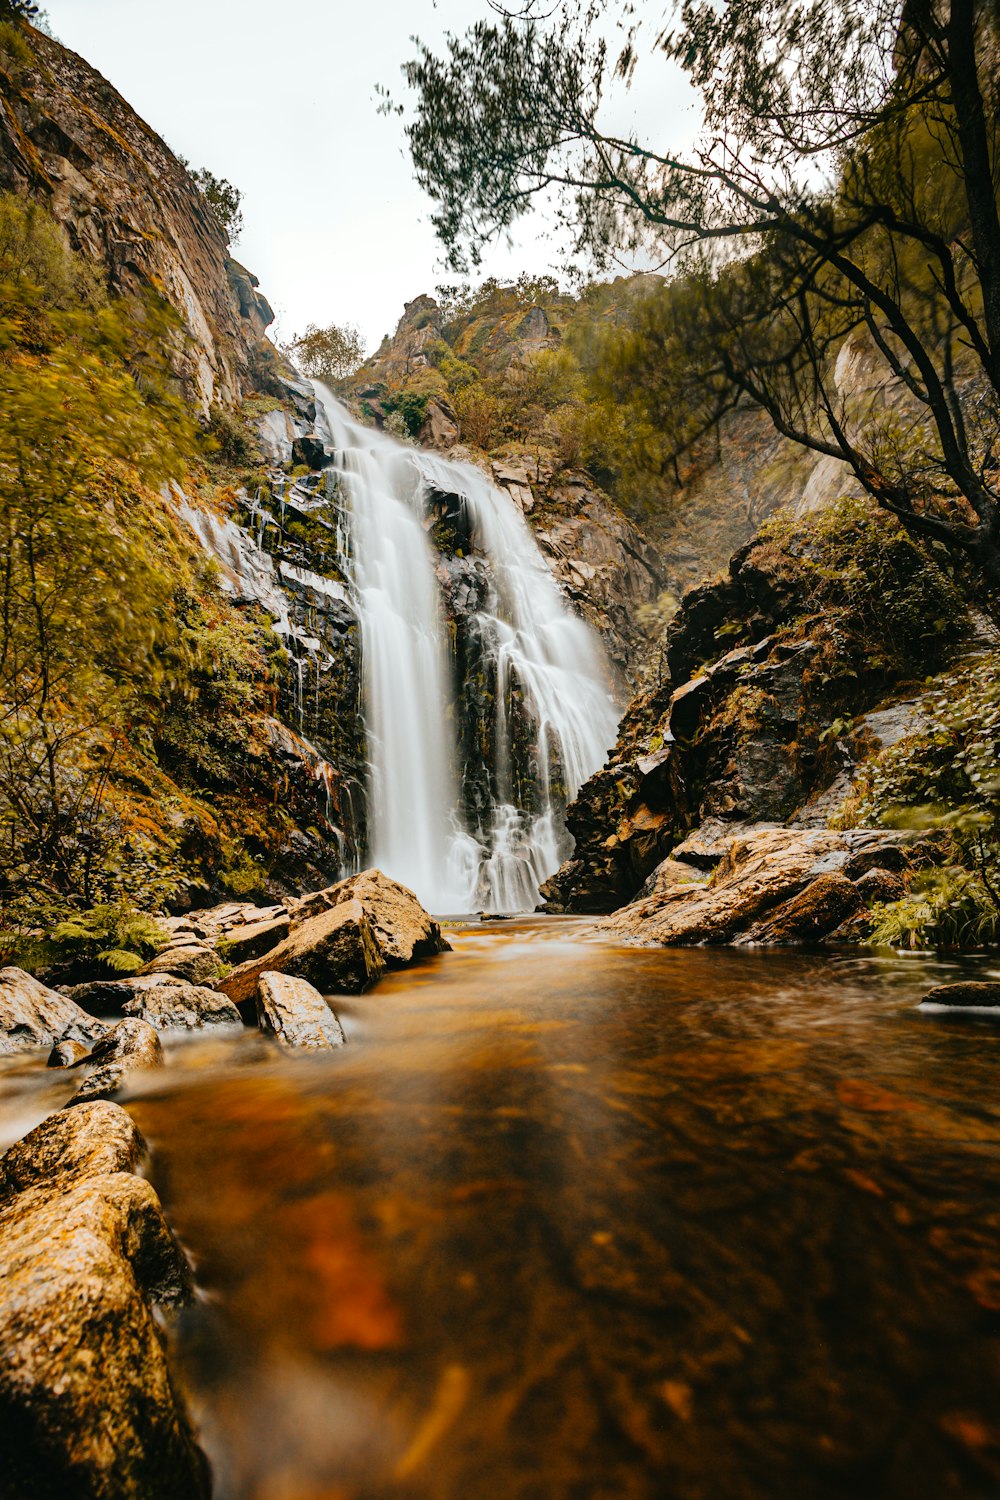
top-left (66, 973), bottom-right (193, 1016)
top-left (920, 983), bottom-right (1000, 1010)
top-left (290, 868), bottom-right (450, 965)
top-left (223, 912), bottom-right (290, 964)
top-left (740, 872), bottom-right (861, 944)
top-left (605, 826), bottom-right (920, 947)
top-left (123, 983), bottom-right (241, 1031)
top-left (139, 944), bottom-right (225, 985)
top-left (46, 1038), bottom-right (89, 1068)
top-left (0, 967), bottom-right (106, 1056)
top-left (292, 433), bottom-right (330, 470)
top-left (854, 867), bottom-right (908, 906)
top-left (0, 1102), bottom-right (143, 1202)
top-left (68, 1018), bottom-right (164, 1105)
top-left (257, 972), bottom-right (347, 1050)
top-left (219, 898), bottom-right (384, 1007)
top-left (0, 1105), bottom-right (210, 1499)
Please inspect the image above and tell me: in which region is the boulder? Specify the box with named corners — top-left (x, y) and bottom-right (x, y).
top-left (66, 973), bottom-right (210, 1017)
top-left (139, 945), bottom-right (224, 985)
top-left (219, 898), bottom-right (384, 1007)
top-left (122, 983), bottom-right (241, 1031)
top-left (0, 1105), bottom-right (210, 1499)
top-left (68, 1018), bottom-right (164, 1106)
top-left (222, 912), bottom-right (290, 964)
top-left (605, 826), bottom-right (919, 947)
top-left (286, 868), bottom-right (449, 965)
top-left (920, 982), bottom-right (1000, 1011)
top-left (257, 972), bottom-right (347, 1050)
top-left (0, 968), bottom-right (106, 1056)
top-left (853, 867), bottom-right (908, 907)
top-left (740, 872), bottom-right (861, 944)
top-left (46, 1038), bottom-right (89, 1068)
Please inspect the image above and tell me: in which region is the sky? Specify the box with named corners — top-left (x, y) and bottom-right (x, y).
top-left (41, 0), bottom-right (697, 354)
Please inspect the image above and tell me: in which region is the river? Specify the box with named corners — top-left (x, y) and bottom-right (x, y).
top-left (3, 920), bottom-right (1000, 1498)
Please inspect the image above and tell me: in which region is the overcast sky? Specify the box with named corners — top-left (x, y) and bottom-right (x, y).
top-left (42, 0), bottom-right (696, 354)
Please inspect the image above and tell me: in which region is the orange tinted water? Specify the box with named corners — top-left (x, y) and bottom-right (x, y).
top-left (7, 918), bottom-right (1000, 1498)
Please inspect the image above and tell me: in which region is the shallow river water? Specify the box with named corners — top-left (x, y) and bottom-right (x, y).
top-left (5, 918), bottom-right (1000, 1499)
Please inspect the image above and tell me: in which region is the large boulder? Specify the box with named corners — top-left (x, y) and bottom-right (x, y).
top-left (920, 983), bottom-right (1000, 1011)
top-left (0, 1105), bottom-right (210, 1499)
top-left (219, 898), bottom-right (384, 1007)
top-left (287, 868), bottom-right (450, 965)
top-left (0, 968), bottom-right (106, 1056)
top-left (257, 972), bottom-right (347, 1050)
top-left (139, 944), bottom-right (225, 985)
top-left (68, 1018), bottom-right (164, 1106)
top-left (222, 912), bottom-right (290, 964)
top-left (122, 982), bottom-right (241, 1031)
top-left (605, 825), bottom-right (919, 947)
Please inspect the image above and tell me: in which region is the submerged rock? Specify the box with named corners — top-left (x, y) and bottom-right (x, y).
top-left (220, 898), bottom-right (384, 1006)
top-left (0, 1104), bottom-right (210, 1499)
top-left (46, 1038), bottom-right (89, 1068)
top-left (920, 983), bottom-right (1000, 1011)
top-left (68, 1018), bottom-right (164, 1105)
top-left (0, 967), bottom-right (106, 1056)
top-left (257, 972), bottom-right (347, 1050)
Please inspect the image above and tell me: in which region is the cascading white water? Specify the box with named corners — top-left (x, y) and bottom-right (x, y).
top-left (314, 387), bottom-right (620, 914)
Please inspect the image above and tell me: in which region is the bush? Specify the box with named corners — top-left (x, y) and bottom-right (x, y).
top-left (46, 902), bottom-right (167, 975)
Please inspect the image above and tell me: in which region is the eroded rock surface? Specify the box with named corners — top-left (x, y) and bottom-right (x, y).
top-left (68, 1018), bottom-right (164, 1105)
top-left (605, 826), bottom-right (922, 947)
top-left (0, 1104), bottom-right (209, 1499)
top-left (220, 897), bottom-right (384, 1006)
top-left (257, 972), bottom-right (347, 1050)
top-left (0, 968), bottom-right (106, 1056)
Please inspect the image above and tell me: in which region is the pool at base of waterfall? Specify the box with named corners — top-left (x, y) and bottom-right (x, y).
top-left (4, 920), bottom-right (1000, 1500)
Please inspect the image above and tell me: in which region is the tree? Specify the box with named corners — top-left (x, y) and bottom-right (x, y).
top-left (286, 321), bottom-right (366, 384)
top-left (396, 1), bottom-right (1000, 586)
top-left (182, 163), bottom-right (244, 244)
top-left (0, 2), bottom-right (40, 18)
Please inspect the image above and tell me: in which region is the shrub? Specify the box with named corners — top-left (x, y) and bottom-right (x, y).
top-left (47, 902), bottom-right (167, 975)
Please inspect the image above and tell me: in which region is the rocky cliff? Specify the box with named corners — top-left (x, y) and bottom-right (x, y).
top-left (0, 20), bottom-right (273, 409)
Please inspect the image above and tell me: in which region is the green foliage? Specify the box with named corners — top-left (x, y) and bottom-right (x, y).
top-left (868, 867), bottom-right (1000, 951)
top-left (204, 402), bottom-right (256, 467)
top-left (47, 902), bottom-right (167, 974)
top-left (182, 163), bottom-right (244, 244)
top-left (286, 321), bottom-right (366, 385)
top-left (217, 847), bottom-right (268, 898)
top-left (382, 389), bottom-right (429, 437)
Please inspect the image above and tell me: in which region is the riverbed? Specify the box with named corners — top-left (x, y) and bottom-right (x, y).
top-left (4, 918), bottom-right (1000, 1498)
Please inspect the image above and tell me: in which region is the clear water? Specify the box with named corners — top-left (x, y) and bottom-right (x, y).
top-left (4, 926), bottom-right (1000, 1499)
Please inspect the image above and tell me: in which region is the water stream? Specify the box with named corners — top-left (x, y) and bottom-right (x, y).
top-left (3, 926), bottom-right (1000, 1498)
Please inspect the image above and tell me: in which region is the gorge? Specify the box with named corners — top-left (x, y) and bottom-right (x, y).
top-left (1, 3), bottom-right (1000, 1499)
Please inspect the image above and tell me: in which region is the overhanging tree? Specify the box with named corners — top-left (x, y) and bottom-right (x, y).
top-left (395, 0), bottom-right (1000, 584)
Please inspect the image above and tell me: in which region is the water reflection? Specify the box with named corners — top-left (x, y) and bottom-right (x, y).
top-left (7, 921), bottom-right (1000, 1498)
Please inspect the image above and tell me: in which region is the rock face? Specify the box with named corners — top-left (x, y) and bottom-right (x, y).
top-left (0, 968), bottom-right (105, 1056)
top-left (0, 1104), bottom-right (210, 1499)
top-left (604, 826), bottom-right (924, 947)
top-left (219, 897), bottom-right (384, 1006)
top-left (68, 1018), bottom-right (164, 1105)
top-left (0, 23), bottom-right (272, 409)
top-left (257, 972), bottom-right (347, 1050)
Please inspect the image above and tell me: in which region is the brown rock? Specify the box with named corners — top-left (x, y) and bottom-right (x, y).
top-left (328, 869), bottom-right (450, 964)
top-left (123, 983), bottom-right (241, 1031)
top-left (219, 898), bottom-right (384, 1007)
top-left (223, 912), bottom-right (291, 964)
top-left (139, 945), bottom-right (225, 985)
top-left (46, 1038), bottom-right (89, 1068)
top-left (68, 1018), bottom-right (164, 1106)
top-left (854, 867), bottom-right (907, 907)
top-left (741, 872), bottom-right (861, 944)
top-left (0, 967), bottom-right (106, 1056)
top-left (921, 982), bottom-right (1000, 1010)
top-left (0, 1105), bottom-right (209, 1499)
top-left (257, 972), bottom-right (347, 1050)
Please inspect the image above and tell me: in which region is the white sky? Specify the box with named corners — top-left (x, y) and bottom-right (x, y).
top-left (41, 0), bottom-right (697, 353)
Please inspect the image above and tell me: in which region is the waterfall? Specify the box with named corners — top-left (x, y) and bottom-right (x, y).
top-left (314, 388), bottom-right (619, 914)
